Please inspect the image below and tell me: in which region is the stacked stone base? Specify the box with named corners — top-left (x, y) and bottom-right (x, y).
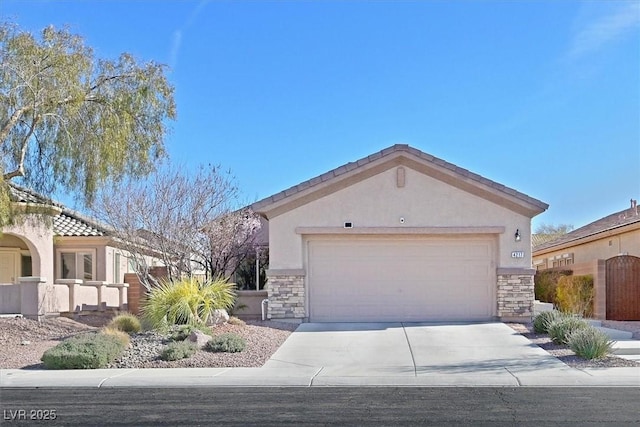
top-left (265, 267), bottom-right (535, 323)
top-left (265, 270), bottom-right (305, 320)
top-left (496, 268), bottom-right (535, 322)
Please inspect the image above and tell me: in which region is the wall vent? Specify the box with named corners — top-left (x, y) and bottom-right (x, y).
top-left (397, 167), bottom-right (406, 188)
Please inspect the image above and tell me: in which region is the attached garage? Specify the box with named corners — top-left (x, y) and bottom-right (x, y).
top-left (252, 144), bottom-right (548, 323)
top-left (307, 236), bottom-right (496, 322)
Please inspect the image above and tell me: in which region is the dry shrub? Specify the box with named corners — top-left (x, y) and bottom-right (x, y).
top-left (534, 269), bottom-right (572, 304)
top-left (555, 274), bottom-right (594, 317)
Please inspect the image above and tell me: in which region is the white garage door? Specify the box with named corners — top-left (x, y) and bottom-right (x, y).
top-left (307, 236), bottom-right (496, 322)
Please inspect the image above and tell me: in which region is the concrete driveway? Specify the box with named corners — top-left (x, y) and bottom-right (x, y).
top-left (263, 322), bottom-right (580, 386)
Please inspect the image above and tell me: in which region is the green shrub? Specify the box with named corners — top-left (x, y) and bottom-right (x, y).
top-left (101, 327), bottom-right (131, 347)
top-left (168, 324), bottom-right (212, 341)
top-left (567, 327), bottom-right (614, 360)
top-left (533, 310), bottom-right (568, 334)
top-left (160, 341), bottom-right (198, 361)
top-left (534, 269), bottom-right (572, 304)
top-left (107, 313), bottom-right (142, 334)
top-left (555, 275), bottom-right (594, 317)
top-left (41, 332), bottom-right (126, 369)
top-left (141, 277), bottom-right (237, 329)
top-left (547, 316), bottom-right (590, 345)
top-left (205, 333), bottom-right (246, 353)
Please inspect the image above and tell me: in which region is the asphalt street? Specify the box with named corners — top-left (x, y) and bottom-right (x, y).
top-left (1, 387), bottom-right (639, 426)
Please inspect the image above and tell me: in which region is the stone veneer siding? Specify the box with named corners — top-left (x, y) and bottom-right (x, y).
top-left (496, 268), bottom-right (535, 321)
top-left (266, 270), bottom-right (306, 320)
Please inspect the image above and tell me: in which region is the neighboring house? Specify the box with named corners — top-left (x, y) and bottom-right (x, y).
top-left (533, 200), bottom-right (640, 269)
top-left (0, 185), bottom-right (155, 319)
top-left (532, 200), bottom-right (640, 321)
top-left (252, 144), bottom-right (548, 323)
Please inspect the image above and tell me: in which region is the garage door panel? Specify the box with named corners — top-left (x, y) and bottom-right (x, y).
top-left (308, 237), bottom-right (495, 322)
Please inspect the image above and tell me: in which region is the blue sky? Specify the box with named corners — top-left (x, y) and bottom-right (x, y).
top-left (2, 0), bottom-right (639, 230)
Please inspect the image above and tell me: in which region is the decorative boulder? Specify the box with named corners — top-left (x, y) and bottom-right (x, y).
top-left (188, 330), bottom-right (213, 349)
top-left (208, 309), bottom-right (230, 326)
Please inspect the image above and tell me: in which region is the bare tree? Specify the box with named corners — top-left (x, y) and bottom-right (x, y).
top-left (197, 208), bottom-right (262, 281)
top-left (535, 223), bottom-right (574, 236)
top-left (90, 163), bottom-right (259, 290)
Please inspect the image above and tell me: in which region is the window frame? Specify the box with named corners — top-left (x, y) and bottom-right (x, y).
top-left (56, 248), bottom-right (97, 281)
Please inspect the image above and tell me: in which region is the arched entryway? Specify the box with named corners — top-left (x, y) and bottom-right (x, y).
top-left (0, 222), bottom-right (54, 316)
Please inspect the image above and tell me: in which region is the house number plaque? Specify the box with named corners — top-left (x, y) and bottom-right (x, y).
top-left (511, 251), bottom-right (525, 258)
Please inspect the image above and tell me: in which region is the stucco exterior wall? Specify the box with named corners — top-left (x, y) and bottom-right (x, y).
top-left (268, 166), bottom-right (532, 271)
top-left (0, 234), bottom-right (30, 250)
top-left (533, 228), bottom-right (640, 267)
top-left (105, 245), bottom-right (134, 283)
top-left (2, 218), bottom-right (54, 281)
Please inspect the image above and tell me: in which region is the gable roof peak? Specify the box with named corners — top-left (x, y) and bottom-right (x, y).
top-left (253, 144), bottom-right (548, 219)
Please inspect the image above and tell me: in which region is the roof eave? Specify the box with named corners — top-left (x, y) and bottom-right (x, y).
top-left (533, 220), bottom-right (640, 256)
top-left (13, 202), bottom-right (63, 217)
top-left (253, 148), bottom-right (548, 219)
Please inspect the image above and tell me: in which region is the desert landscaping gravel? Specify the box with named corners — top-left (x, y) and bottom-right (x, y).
top-left (1, 315), bottom-right (638, 370)
top-left (0, 315), bottom-right (297, 370)
top-left (506, 322), bottom-right (639, 368)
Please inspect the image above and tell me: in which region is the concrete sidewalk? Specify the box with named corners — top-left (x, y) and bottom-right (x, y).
top-left (2, 365), bottom-right (639, 387)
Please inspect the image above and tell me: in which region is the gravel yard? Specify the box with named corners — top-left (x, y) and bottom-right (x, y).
top-left (1, 314), bottom-right (638, 370)
top-left (506, 322), bottom-right (640, 368)
top-left (0, 314), bottom-right (297, 370)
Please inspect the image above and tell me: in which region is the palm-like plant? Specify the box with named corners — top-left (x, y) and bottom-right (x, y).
top-left (141, 277), bottom-right (236, 329)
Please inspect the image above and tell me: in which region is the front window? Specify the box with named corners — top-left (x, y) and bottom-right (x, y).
top-left (59, 251), bottom-right (95, 280)
top-left (21, 254), bottom-right (32, 277)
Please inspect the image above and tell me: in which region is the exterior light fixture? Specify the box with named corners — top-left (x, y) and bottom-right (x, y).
top-left (515, 229), bottom-right (521, 242)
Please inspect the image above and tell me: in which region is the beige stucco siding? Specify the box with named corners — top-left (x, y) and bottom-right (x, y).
top-left (2, 219), bottom-right (54, 280)
top-left (0, 234), bottom-right (30, 250)
top-left (268, 166), bottom-right (532, 270)
top-left (534, 228), bottom-right (640, 266)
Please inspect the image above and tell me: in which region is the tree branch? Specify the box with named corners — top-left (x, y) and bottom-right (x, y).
top-left (0, 105), bottom-right (32, 144)
top-left (89, 74), bottom-right (135, 92)
top-left (2, 120), bottom-right (37, 180)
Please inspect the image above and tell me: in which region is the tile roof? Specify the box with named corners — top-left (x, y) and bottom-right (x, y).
top-left (531, 233), bottom-right (561, 248)
top-left (7, 183), bottom-right (107, 237)
top-left (7, 184), bottom-right (59, 206)
top-left (533, 203), bottom-right (640, 252)
top-left (53, 212), bottom-right (105, 237)
top-left (253, 144), bottom-right (548, 216)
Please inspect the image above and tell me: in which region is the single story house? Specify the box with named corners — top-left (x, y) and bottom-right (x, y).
top-left (533, 200), bottom-right (640, 269)
top-left (252, 144), bottom-right (548, 323)
top-left (0, 185), bottom-right (149, 319)
top-left (532, 200), bottom-right (640, 320)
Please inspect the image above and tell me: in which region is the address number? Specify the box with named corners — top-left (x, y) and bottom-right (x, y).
top-left (511, 251), bottom-right (525, 258)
